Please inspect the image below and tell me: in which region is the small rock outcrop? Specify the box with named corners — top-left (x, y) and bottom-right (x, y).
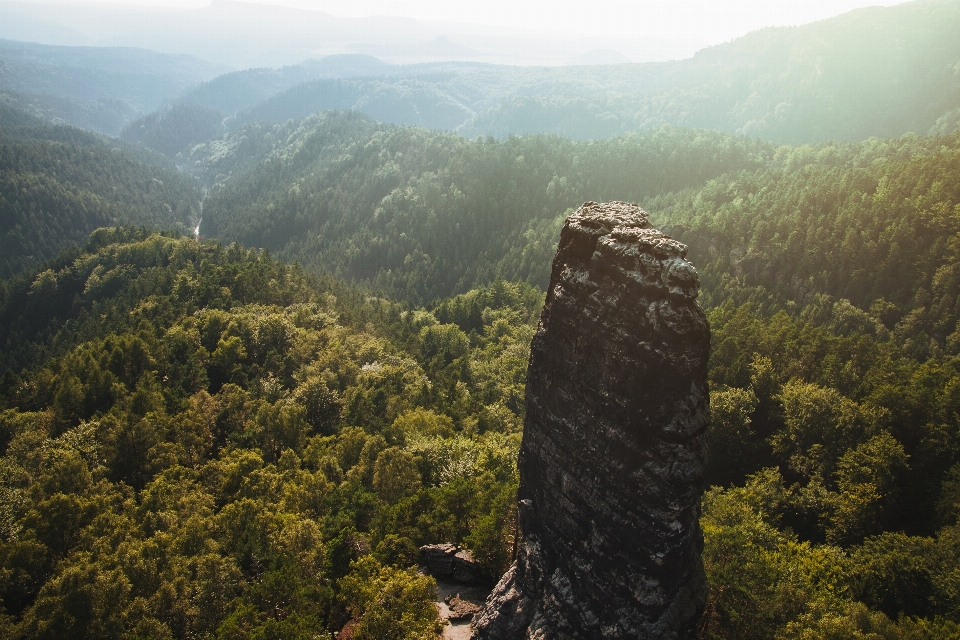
top-left (421, 543), bottom-right (483, 584)
top-left (471, 202), bottom-right (710, 639)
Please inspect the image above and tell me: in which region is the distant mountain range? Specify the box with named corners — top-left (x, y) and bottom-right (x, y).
top-left (141, 0), bottom-right (960, 154)
top-left (0, 0), bottom-right (702, 68)
top-left (3, 1), bottom-right (960, 148)
top-left (0, 39), bottom-right (225, 135)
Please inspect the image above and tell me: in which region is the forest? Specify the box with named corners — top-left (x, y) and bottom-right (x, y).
top-left (195, 111), bottom-right (775, 303)
top-left (2, 121), bottom-right (960, 637)
top-left (0, 122), bottom-right (201, 278)
top-left (0, 230), bottom-right (533, 638)
top-left (3, 0), bottom-right (960, 637)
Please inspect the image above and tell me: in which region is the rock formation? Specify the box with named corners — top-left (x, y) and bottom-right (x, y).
top-left (471, 202), bottom-right (710, 639)
top-left (420, 543), bottom-right (483, 584)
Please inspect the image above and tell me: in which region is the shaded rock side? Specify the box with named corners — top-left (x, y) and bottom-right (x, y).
top-left (471, 202), bottom-right (710, 639)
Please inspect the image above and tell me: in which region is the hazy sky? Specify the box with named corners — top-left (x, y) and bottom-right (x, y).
top-left (45, 0), bottom-right (907, 43)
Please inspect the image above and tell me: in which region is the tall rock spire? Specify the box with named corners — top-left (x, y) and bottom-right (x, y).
top-left (472, 201), bottom-right (710, 639)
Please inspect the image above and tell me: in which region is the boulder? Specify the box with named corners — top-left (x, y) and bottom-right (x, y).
top-left (420, 543), bottom-right (483, 584)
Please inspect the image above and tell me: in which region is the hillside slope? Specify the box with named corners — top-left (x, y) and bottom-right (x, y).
top-left (0, 229), bottom-right (533, 638)
top-left (0, 123), bottom-right (201, 277)
top-left (195, 111), bottom-right (775, 303)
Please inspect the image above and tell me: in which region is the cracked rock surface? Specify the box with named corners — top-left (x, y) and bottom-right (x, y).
top-left (471, 202), bottom-right (710, 640)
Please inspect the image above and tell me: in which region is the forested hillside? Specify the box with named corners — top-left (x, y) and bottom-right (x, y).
top-left (0, 123), bottom-right (201, 277)
top-left (0, 229), bottom-right (533, 638)
top-left (0, 109), bottom-right (959, 640)
top-left (4, 200), bottom-right (960, 636)
top-left (197, 110), bottom-right (960, 322)
top-left (0, 89), bottom-right (138, 138)
top-left (120, 104), bottom-right (226, 160)
top-left (173, 54), bottom-right (392, 116)
top-left (3, 2), bottom-right (960, 636)
top-left (660, 133), bottom-right (960, 358)
top-left (197, 111), bottom-right (775, 303)
top-left (461, 0), bottom-right (960, 144)
top-left (669, 133), bottom-right (960, 638)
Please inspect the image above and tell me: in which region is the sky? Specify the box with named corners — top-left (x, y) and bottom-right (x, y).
top-left (39, 0), bottom-right (907, 44)
top-left (0, 0), bottom-right (911, 67)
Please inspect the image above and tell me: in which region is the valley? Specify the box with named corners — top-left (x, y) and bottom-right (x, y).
top-left (2, 1), bottom-right (960, 638)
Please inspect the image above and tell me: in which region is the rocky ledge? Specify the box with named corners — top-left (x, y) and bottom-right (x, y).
top-left (471, 202), bottom-right (710, 639)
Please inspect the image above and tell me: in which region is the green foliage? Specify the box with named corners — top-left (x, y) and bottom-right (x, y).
top-left (700, 471), bottom-right (848, 640)
top-left (338, 556), bottom-right (440, 640)
top-left (0, 124), bottom-right (201, 278)
top-left (706, 385), bottom-right (759, 485)
top-left (6, 190), bottom-right (960, 635)
top-left (0, 231), bottom-right (535, 636)
top-left (662, 132), bottom-right (960, 358)
top-left (828, 434), bottom-right (910, 546)
top-left (120, 103), bottom-right (226, 159)
top-left (849, 533), bottom-right (936, 619)
top-left (688, 144), bottom-right (960, 624)
top-left (6, 27), bottom-right (960, 633)
top-left (197, 110), bottom-right (771, 303)
top-left (939, 464), bottom-right (960, 527)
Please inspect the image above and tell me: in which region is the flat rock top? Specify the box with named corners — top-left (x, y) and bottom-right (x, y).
top-left (567, 201), bottom-right (652, 231)
top-left (566, 200), bottom-right (689, 260)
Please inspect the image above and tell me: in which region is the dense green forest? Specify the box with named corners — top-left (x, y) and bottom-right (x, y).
top-left (5, 197), bottom-right (960, 637)
top-left (659, 134), bottom-right (960, 355)
top-left (0, 121), bottom-right (201, 278)
top-left (172, 112), bottom-right (960, 638)
top-left (197, 111), bottom-right (775, 303)
top-left (6, 107), bottom-right (960, 639)
top-left (0, 229), bottom-right (532, 638)
top-left (196, 111), bottom-right (960, 321)
top-left (120, 104), bottom-right (226, 160)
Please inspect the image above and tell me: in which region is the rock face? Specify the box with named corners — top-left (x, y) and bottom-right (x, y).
top-left (471, 202), bottom-right (710, 639)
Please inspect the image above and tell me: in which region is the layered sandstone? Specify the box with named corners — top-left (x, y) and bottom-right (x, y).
top-left (471, 202), bottom-right (710, 639)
